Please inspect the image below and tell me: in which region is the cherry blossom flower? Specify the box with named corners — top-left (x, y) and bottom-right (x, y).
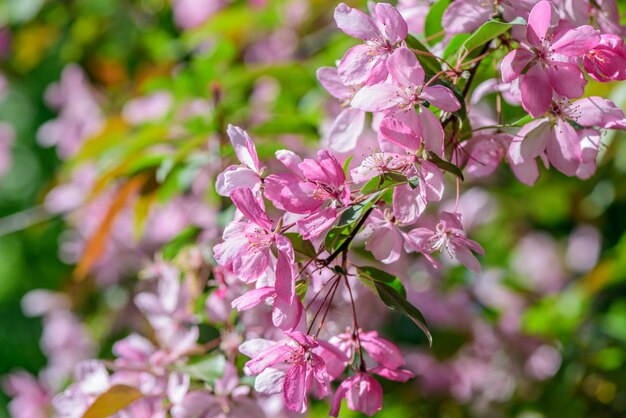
top-left (264, 149), bottom-right (350, 239)
top-left (508, 96), bottom-right (626, 183)
top-left (407, 211), bottom-right (485, 272)
top-left (352, 46), bottom-right (460, 149)
top-left (334, 2), bottom-right (408, 86)
top-left (214, 187), bottom-right (302, 330)
top-left (442, 0), bottom-right (536, 34)
top-left (583, 34), bottom-right (626, 82)
top-left (329, 373), bottom-right (383, 417)
top-left (171, 363), bottom-right (266, 418)
top-left (239, 332), bottom-right (347, 413)
top-left (500, 1), bottom-right (600, 117)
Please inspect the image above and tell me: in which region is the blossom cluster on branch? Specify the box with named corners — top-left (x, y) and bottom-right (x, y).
top-left (2, 0), bottom-right (626, 417)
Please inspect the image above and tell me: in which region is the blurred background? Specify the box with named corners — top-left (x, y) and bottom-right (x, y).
top-left (0, 0), bottom-right (626, 417)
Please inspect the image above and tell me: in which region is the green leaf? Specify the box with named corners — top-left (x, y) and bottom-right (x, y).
top-left (442, 33), bottom-right (470, 60)
top-left (374, 281), bottom-right (433, 346)
top-left (357, 265), bottom-right (406, 298)
top-left (511, 114), bottom-right (534, 126)
top-left (161, 226), bottom-right (201, 260)
top-left (424, 0), bottom-right (450, 45)
top-left (458, 17), bottom-right (526, 58)
top-left (405, 35), bottom-right (441, 75)
top-left (177, 354), bottom-right (226, 383)
top-left (427, 152), bottom-right (464, 181)
top-left (336, 192), bottom-right (380, 227)
top-left (82, 385), bottom-right (143, 418)
top-left (285, 232), bottom-right (317, 260)
top-left (361, 172), bottom-right (407, 195)
top-left (252, 116), bottom-right (318, 137)
top-left (324, 224), bottom-right (351, 253)
top-left (296, 280), bottom-right (309, 298)
top-left (342, 155), bottom-right (353, 178)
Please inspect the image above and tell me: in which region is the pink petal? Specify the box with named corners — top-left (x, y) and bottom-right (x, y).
top-left (386, 47), bottom-right (424, 87)
top-left (264, 173), bottom-right (320, 213)
top-left (417, 106), bottom-right (445, 156)
top-left (244, 344), bottom-right (293, 375)
top-left (374, 3), bottom-right (408, 43)
top-left (216, 166), bottom-right (261, 196)
top-left (345, 374), bottom-right (383, 416)
top-left (551, 25), bottom-right (600, 56)
top-left (316, 67), bottom-right (351, 101)
top-left (421, 85), bottom-right (461, 112)
top-left (392, 184), bottom-right (425, 225)
top-left (421, 160), bottom-right (445, 201)
top-left (548, 62), bottom-right (586, 99)
top-left (527, 1), bottom-right (552, 48)
top-left (508, 142), bottom-right (541, 185)
top-left (275, 149), bottom-right (304, 176)
top-left (329, 379), bottom-right (349, 417)
top-left (283, 363), bottom-right (309, 413)
top-left (360, 331), bottom-right (404, 368)
top-left (521, 64), bottom-right (552, 117)
top-left (229, 188), bottom-right (272, 230)
top-left (227, 125), bottom-right (259, 172)
top-left (338, 44), bottom-right (388, 86)
top-left (334, 3), bottom-right (382, 42)
top-left (370, 366), bottom-right (414, 382)
top-left (449, 241), bottom-right (482, 273)
top-left (546, 118), bottom-right (581, 176)
top-left (519, 119), bottom-right (551, 160)
top-left (297, 207), bottom-right (338, 240)
top-left (500, 49), bottom-right (533, 83)
top-left (231, 287), bottom-right (275, 311)
top-left (379, 116), bottom-right (421, 152)
top-left (441, 0), bottom-right (491, 34)
top-left (328, 108), bottom-right (366, 153)
top-left (365, 223), bottom-right (403, 264)
top-left (351, 83), bottom-right (404, 112)
top-left (576, 129), bottom-right (601, 180)
top-left (568, 97), bottom-right (626, 129)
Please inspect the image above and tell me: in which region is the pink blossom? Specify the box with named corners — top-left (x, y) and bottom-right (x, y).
top-left (334, 2), bottom-right (408, 86)
top-left (500, 1), bottom-right (600, 117)
top-left (353, 46), bottom-right (460, 115)
top-left (362, 209), bottom-right (405, 264)
top-left (407, 211), bottom-right (485, 273)
top-left (214, 187), bottom-right (302, 330)
top-left (37, 65), bottom-right (104, 159)
top-left (331, 329), bottom-right (406, 369)
top-left (171, 363), bottom-right (266, 418)
top-left (455, 133), bottom-right (512, 178)
top-left (3, 372), bottom-right (52, 418)
top-left (264, 149), bottom-right (350, 239)
top-left (216, 125), bottom-right (263, 196)
top-left (442, 0), bottom-right (536, 34)
top-left (508, 97), bottom-right (626, 183)
top-left (239, 332), bottom-right (346, 413)
top-left (583, 34), bottom-right (626, 82)
top-left (329, 373), bottom-right (383, 417)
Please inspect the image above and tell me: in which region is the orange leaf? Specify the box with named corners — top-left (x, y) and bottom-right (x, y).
top-left (81, 385), bottom-right (143, 418)
top-left (73, 174), bottom-right (149, 281)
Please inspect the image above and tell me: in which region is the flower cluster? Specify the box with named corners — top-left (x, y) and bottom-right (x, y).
top-left (2, 0), bottom-right (625, 417)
